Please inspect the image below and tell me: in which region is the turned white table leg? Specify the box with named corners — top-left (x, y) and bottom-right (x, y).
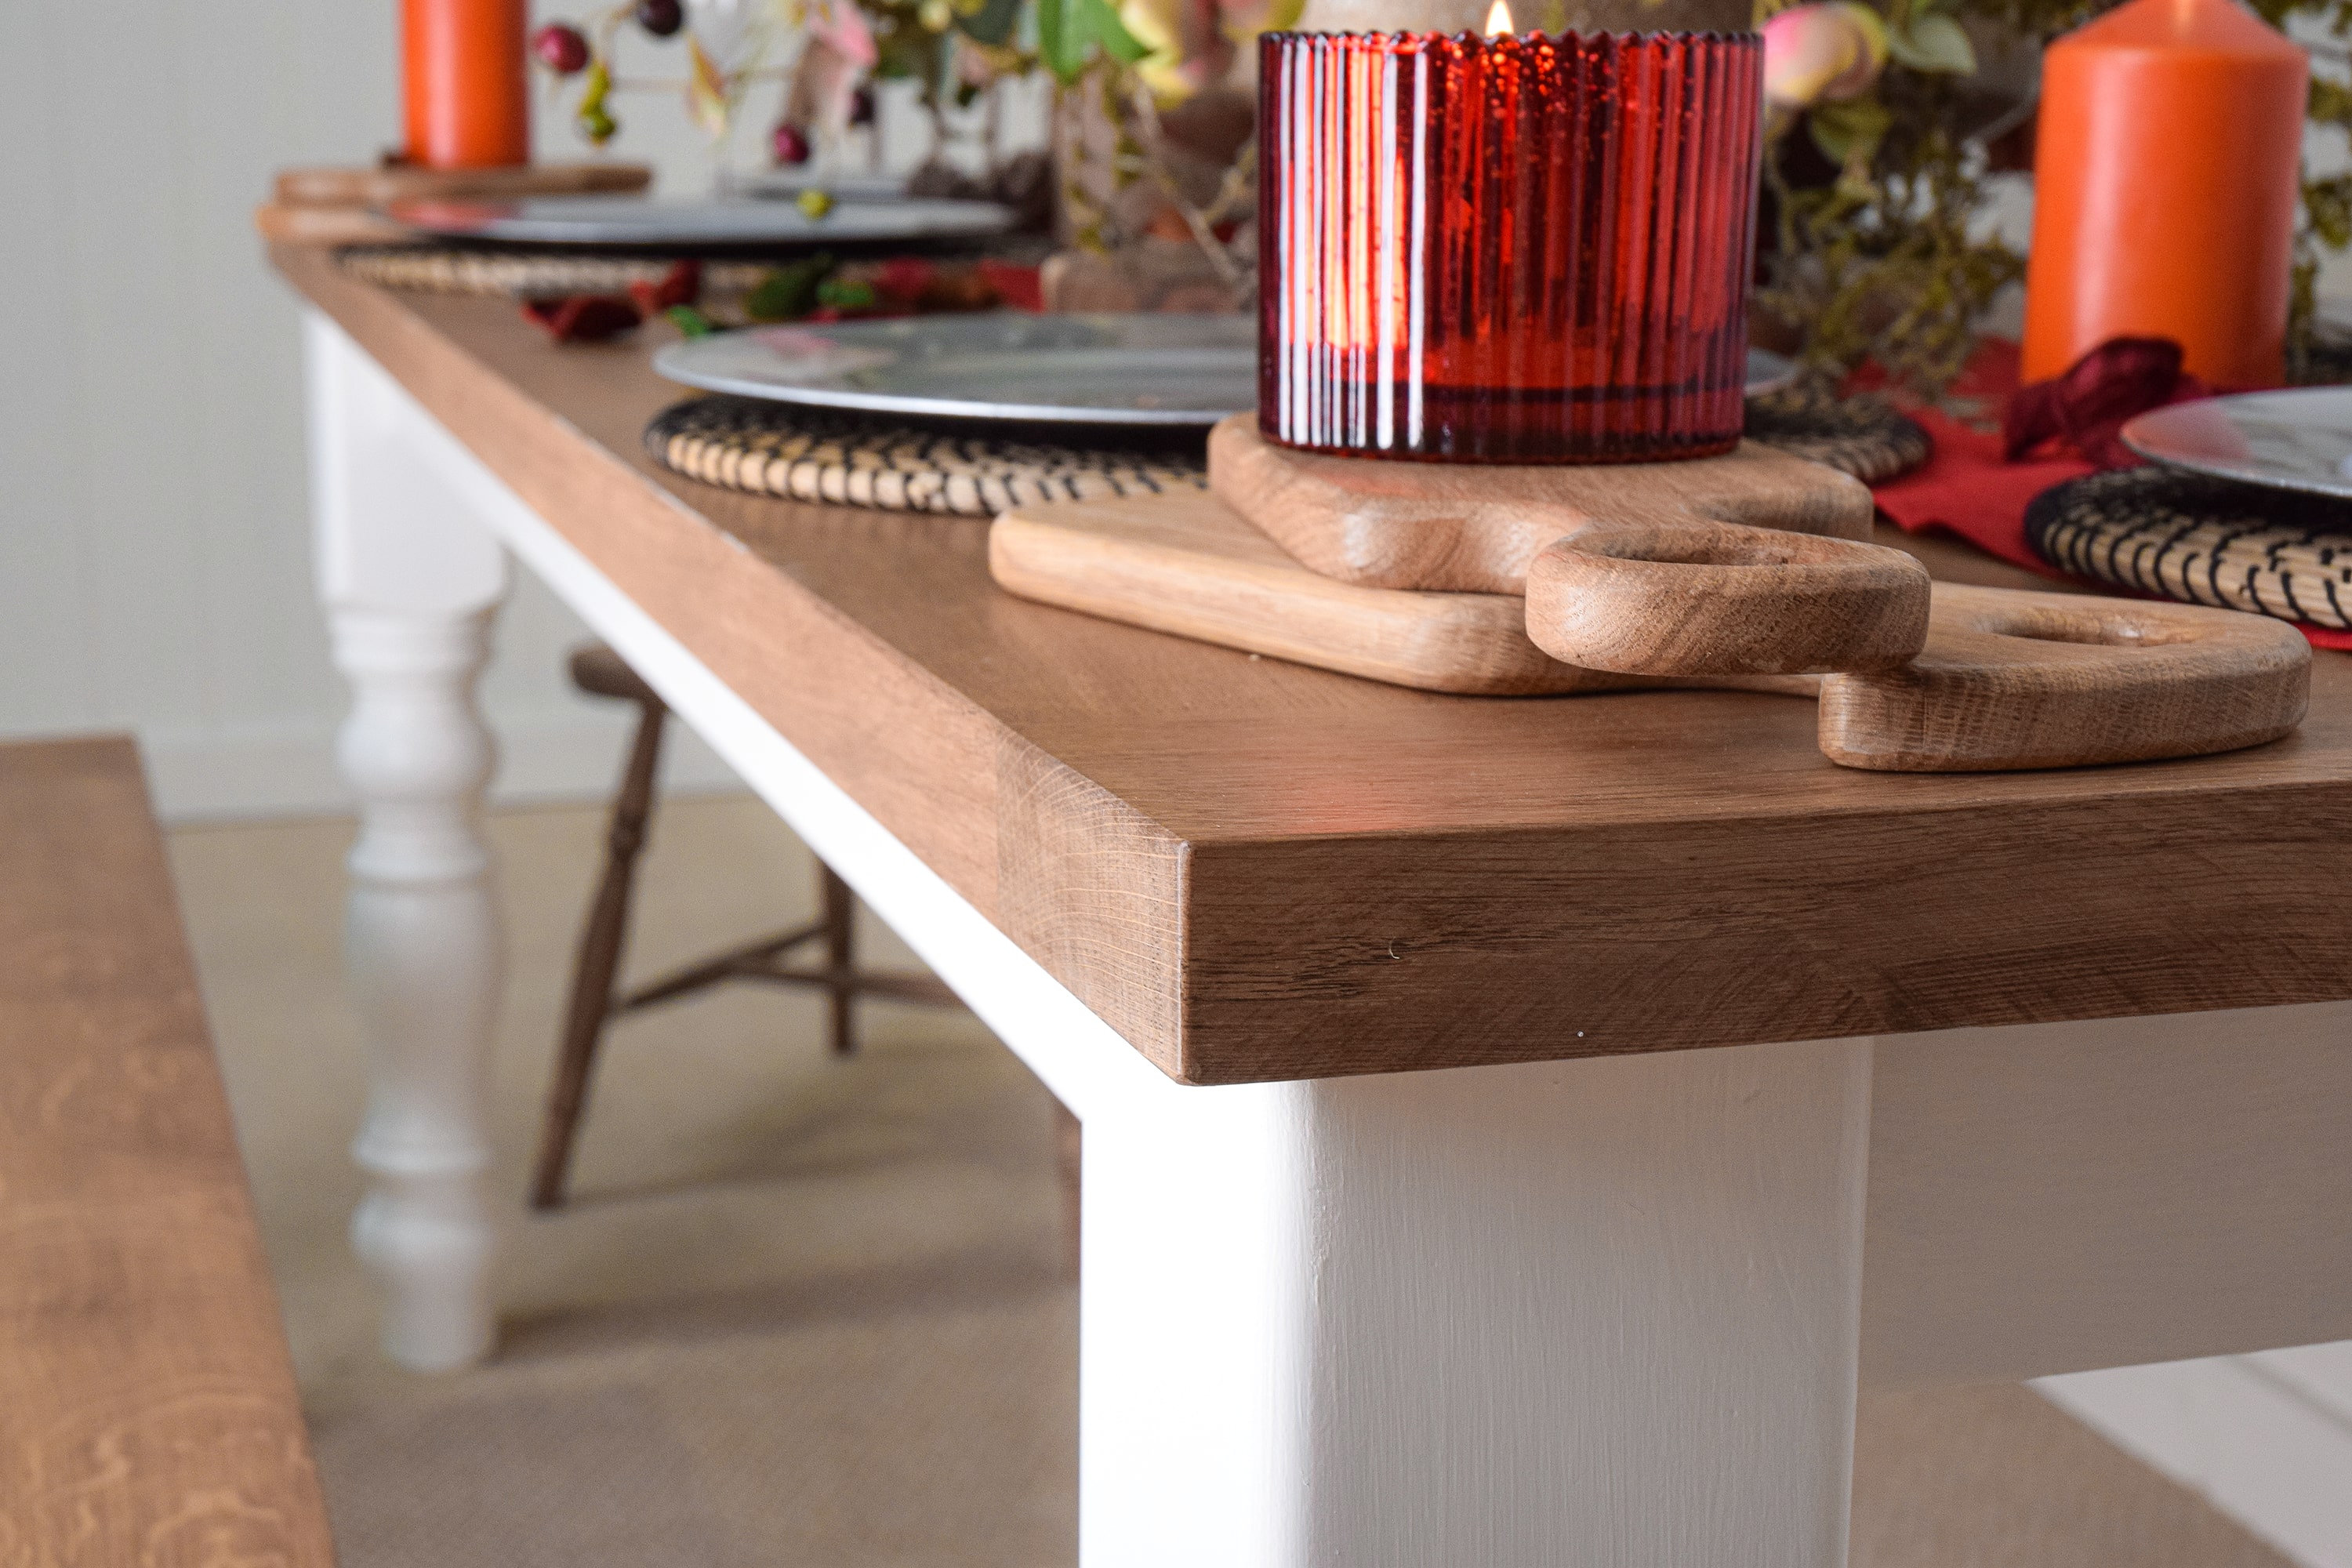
top-left (1080, 1036), bottom-right (1875, 1568)
top-left (307, 313), bottom-right (511, 1370)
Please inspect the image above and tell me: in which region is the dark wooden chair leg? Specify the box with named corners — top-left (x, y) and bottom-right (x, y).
top-left (822, 863), bottom-right (858, 1057)
top-left (532, 694), bottom-right (668, 1210)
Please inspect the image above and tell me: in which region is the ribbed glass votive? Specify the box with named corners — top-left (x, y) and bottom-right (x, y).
top-left (1259, 27), bottom-right (1762, 463)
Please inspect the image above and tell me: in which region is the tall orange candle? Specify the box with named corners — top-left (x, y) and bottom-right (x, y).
top-left (2021, 0), bottom-right (2306, 388)
top-left (403, 0), bottom-right (532, 169)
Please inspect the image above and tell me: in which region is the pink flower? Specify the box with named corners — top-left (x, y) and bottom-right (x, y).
top-left (1762, 2), bottom-right (1889, 109)
top-left (808, 0), bottom-right (878, 70)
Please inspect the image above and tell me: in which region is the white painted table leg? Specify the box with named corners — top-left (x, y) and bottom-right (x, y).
top-left (307, 313), bottom-right (510, 1370)
top-left (1080, 1036), bottom-right (1874, 1568)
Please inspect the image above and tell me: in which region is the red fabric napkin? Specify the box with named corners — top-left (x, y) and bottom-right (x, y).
top-left (1867, 339), bottom-right (2090, 576)
top-left (977, 260), bottom-right (1044, 313)
top-left (1864, 339), bottom-right (2352, 649)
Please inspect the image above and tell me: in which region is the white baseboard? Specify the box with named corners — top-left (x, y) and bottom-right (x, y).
top-left (136, 710), bottom-right (745, 822)
top-left (2037, 1348), bottom-right (2352, 1568)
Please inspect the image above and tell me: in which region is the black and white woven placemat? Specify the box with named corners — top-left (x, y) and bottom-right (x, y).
top-left (2026, 465), bottom-right (2352, 630)
top-left (643, 397), bottom-right (1210, 514)
top-left (644, 390), bottom-right (1931, 513)
top-left (1742, 385), bottom-right (1930, 484)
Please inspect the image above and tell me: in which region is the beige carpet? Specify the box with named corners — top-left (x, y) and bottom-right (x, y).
top-left (167, 795), bottom-right (2293, 1568)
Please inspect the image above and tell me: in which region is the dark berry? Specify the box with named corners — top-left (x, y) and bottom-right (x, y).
top-left (532, 22), bottom-right (591, 73)
top-left (636, 0), bottom-right (684, 36)
top-left (848, 84), bottom-right (877, 125)
top-left (771, 121), bottom-right (811, 165)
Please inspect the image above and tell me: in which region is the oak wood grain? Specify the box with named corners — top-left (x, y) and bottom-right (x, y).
top-left (993, 488), bottom-right (1612, 694)
top-left (1208, 414), bottom-right (1877, 592)
top-left (1820, 585), bottom-right (2311, 771)
top-left (989, 487), bottom-right (1817, 699)
top-left (254, 201), bottom-right (417, 247)
top-left (274, 242), bottom-right (2352, 1083)
top-left (0, 735), bottom-right (336, 1566)
top-left (991, 488), bottom-right (2293, 775)
top-left (1525, 519), bottom-right (1933, 675)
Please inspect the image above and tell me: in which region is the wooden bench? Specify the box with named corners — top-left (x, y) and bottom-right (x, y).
top-left (0, 735), bottom-right (335, 1565)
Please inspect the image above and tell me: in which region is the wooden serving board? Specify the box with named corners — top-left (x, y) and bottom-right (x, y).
top-left (1208, 416), bottom-right (1879, 593)
top-left (1820, 584), bottom-right (2310, 771)
top-left (990, 489), bottom-right (2311, 770)
top-left (274, 162), bottom-right (653, 209)
top-left (989, 488), bottom-right (1808, 696)
top-left (261, 162), bottom-right (659, 250)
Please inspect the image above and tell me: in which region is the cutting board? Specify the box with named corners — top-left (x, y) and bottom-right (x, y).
top-left (273, 162), bottom-right (653, 208)
top-left (1207, 416), bottom-right (1878, 593)
top-left (990, 489), bottom-right (2310, 770)
top-left (1820, 583), bottom-right (2310, 771)
top-left (989, 488), bottom-right (1813, 696)
top-left (260, 162), bottom-right (657, 249)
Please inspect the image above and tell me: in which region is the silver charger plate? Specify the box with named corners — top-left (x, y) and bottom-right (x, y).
top-left (385, 194), bottom-right (1015, 248)
top-left (2122, 387), bottom-right (2352, 500)
top-left (656, 317), bottom-right (1802, 430)
top-left (735, 171), bottom-right (909, 202)
top-left (1746, 347), bottom-right (1798, 397)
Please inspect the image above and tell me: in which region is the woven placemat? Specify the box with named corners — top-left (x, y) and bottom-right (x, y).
top-left (338, 245), bottom-right (770, 298)
top-left (645, 390), bottom-right (1931, 514)
top-left (2026, 466), bottom-right (2352, 630)
top-left (1743, 384), bottom-right (1931, 484)
top-left (644, 398), bottom-right (1210, 514)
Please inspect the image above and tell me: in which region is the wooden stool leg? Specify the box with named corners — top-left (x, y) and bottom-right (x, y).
top-left (531, 698), bottom-right (668, 1210)
top-left (822, 863), bottom-right (857, 1057)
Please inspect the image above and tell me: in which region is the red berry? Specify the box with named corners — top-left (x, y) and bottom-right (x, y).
top-left (636, 0), bottom-right (684, 35)
top-left (771, 122), bottom-right (811, 165)
top-left (849, 85), bottom-right (877, 125)
top-left (532, 22), bottom-right (591, 73)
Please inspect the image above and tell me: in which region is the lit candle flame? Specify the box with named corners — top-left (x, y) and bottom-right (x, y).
top-left (1484, 0), bottom-right (1512, 33)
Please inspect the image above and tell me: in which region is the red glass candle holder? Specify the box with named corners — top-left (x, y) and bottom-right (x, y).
top-left (1259, 27), bottom-right (1762, 463)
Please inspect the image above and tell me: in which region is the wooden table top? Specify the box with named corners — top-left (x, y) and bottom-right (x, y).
top-left (275, 243), bottom-right (2352, 1083)
top-left (0, 735), bottom-right (334, 1560)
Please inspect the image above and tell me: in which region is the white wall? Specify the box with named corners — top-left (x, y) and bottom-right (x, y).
top-left (0, 0), bottom-right (1017, 820)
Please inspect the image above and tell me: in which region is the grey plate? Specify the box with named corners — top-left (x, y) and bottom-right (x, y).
top-left (2123, 388), bottom-right (2352, 499)
top-left (385, 194), bottom-right (1014, 248)
top-left (1746, 347), bottom-right (1798, 397)
top-left (734, 172), bottom-right (910, 202)
top-left (656, 317), bottom-right (1802, 430)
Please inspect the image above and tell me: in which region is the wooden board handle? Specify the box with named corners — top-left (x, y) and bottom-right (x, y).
top-left (1206, 416), bottom-right (1876, 595)
top-left (1818, 585), bottom-right (2311, 771)
top-left (1523, 520), bottom-right (1933, 676)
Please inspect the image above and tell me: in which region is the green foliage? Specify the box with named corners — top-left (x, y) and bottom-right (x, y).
top-left (1757, 13), bottom-right (2021, 397)
top-left (953, 0), bottom-right (1027, 43)
top-left (2278, 4), bottom-right (2352, 376)
top-left (1036, 0), bottom-right (1149, 83)
top-left (1762, 103), bottom-right (2023, 394)
top-left (744, 253), bottom-right (837, 320)
top-left (1886, 10), bottom-right (1975, 71)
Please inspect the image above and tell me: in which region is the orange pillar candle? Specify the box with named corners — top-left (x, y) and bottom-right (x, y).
top-left (2021, 0), bottom-right (2307, 388)
top-left (403, 0), bottom-right (532, 169)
